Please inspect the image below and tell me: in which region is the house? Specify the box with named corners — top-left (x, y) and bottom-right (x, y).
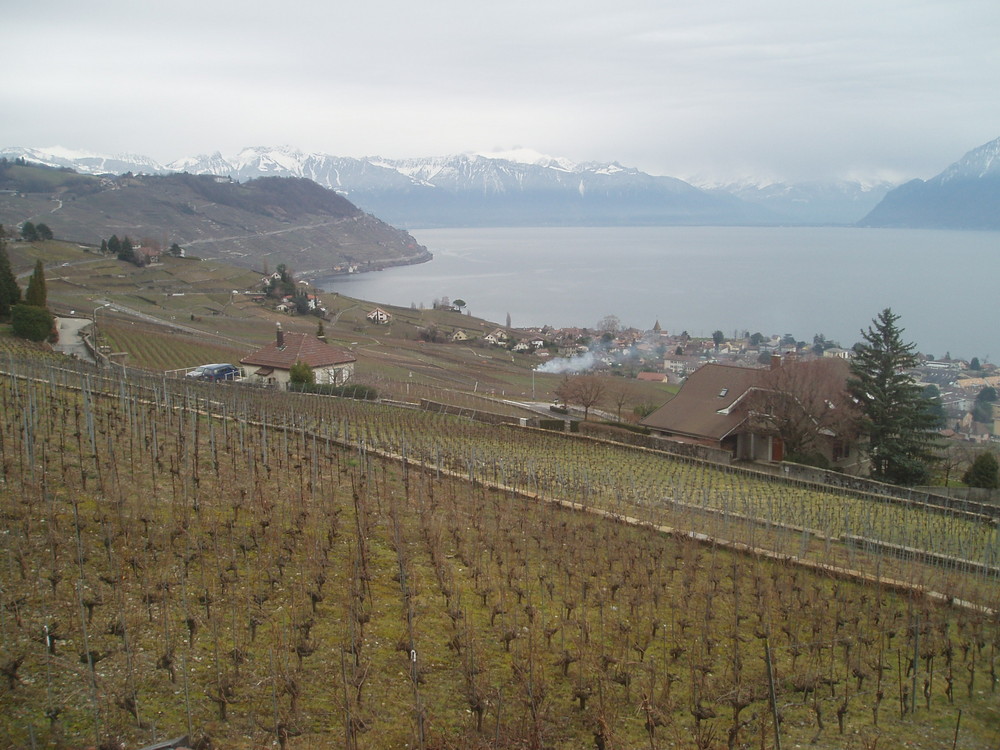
top-left (134, 246), bottom-right (161, 264)
top-left (241, 323), bottom-right (356, 388)
top-left (640, 359), bottom-right (859, 469)
top-left (366, 307), bottom-right (392, 325)
top-left (483, 328), bottom-right (510, 346)
top-left (451, 329), bottom-right (470, 342)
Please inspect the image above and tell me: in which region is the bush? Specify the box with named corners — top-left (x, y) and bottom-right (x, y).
top-left (289, 360), bottom-right (315, 385)
top-left (10, 304), bottom-right (55, 342)
top-left (963, 452), bottom-right (999, 489)
top-left (597, 420), bottom-right (651, 435)
top-left (289, 383), bottom-right (379, 400)
top-left (538, 419), bottom-right (566, 432)
top-left (786, 451), bottom-right (832, 470)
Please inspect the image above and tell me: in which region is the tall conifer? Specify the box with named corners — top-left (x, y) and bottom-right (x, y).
top-left (0, 226), bottom-right (22, 319)
top-left (848, 308), bottom-right (940, 485)
top-left (24, 259), bottom-right (47, 308)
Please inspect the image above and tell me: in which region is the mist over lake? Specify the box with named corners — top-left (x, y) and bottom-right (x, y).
top-left (318, 226), bottom-right (999, 362)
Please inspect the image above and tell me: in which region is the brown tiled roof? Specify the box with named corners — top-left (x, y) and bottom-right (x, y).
top-left (241, 333), bottom-right (356, 370)
top-left (639, 363), bottom-right (765, 441)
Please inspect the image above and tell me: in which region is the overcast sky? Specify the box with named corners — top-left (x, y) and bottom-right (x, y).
top-left (4, 0), bottom-right (998, 183)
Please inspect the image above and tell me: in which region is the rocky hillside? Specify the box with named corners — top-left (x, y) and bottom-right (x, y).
top-left (0, 161), bottom-right (430, 276)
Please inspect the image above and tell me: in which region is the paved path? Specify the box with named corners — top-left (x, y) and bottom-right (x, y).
top-left (52, 317), bottom-right (96, 363)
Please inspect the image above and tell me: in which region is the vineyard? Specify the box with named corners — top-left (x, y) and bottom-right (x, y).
top-left (0, 355), bottom-right (998, 749)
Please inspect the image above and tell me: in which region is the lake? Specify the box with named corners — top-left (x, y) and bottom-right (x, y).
top-left (317, 226), bottom-right (1000, 361)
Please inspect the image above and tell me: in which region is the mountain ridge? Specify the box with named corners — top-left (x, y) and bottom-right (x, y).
top-left (859, 137), bottom-right (1000, 230)
top-left (0, 163), bottom-right (430, 276)
top-left (2, 145), bottom-right (893, 227)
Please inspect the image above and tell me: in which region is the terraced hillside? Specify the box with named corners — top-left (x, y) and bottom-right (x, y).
top-left (0, 355), bottom-right (997, 749)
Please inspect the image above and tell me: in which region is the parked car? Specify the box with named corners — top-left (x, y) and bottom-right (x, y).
top-left (186, 363), bottom-right (241, 381)
top-left (201, 363), bottom-right (241, 381)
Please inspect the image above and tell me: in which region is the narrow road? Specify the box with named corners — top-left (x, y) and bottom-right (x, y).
top-left (52, 317), bottom-right (97, 363)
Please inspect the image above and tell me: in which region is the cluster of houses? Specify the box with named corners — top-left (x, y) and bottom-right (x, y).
top-left (250, 293), bottom-right (1000, 459)
top-left (256, 272), bottom-right (329, 317)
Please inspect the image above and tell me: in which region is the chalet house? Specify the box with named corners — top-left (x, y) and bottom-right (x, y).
top-left (241, 324), bottom-right (356, 388)
top-left (366, 307), bottom-right (392, 325)
top-left (640, 360), bottom-right (859, 470)
top-left (450, 329), bottom-right (470, 342)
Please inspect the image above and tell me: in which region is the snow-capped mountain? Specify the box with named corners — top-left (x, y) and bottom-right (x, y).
top-left (860, 137), bottom-right (1000, 230)
top-left (155, 145), bottom-right (769, 227)
top-left (2, 143), bottom-right (904, 227)
top-left (2, 145), bottom-right (166, 176)
top-left (936, 136), bottom-right (1000, 182)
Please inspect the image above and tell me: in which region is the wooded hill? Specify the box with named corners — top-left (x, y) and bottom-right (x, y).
top-left (0, 160), bottom-right (431, 276)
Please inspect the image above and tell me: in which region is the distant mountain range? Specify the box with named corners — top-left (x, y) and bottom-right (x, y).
top-left (859, 137), bottom-right (1000, 230)
top-left (5, 139), bottom-right (999, 229)
top-left (2, 145), bottom-right (896, 227)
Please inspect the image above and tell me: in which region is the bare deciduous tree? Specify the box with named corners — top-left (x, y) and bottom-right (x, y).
top-left (743, 358), bottom-right (859, 462)
top-left (555, 375), bottom-right (607, 421)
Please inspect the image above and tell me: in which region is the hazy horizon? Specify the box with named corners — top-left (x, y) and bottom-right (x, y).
top-left (3, 1), bottom-right (998, 185)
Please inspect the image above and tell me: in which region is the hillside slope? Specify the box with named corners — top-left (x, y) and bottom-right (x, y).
top-left (0, 163), bottom-right (431, 275)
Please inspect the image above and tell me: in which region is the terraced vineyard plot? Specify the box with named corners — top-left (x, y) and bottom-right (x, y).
top-left (0, 358), bottom-right (998, 749)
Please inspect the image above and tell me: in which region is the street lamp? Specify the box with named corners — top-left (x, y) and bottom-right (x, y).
top-left (92, 303), bottom-right (110, 354)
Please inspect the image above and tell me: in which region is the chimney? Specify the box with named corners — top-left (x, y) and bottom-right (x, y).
top-left (770, 354), bottom-right (782, 371)
top-left (276, 322), bottom-right (284, 349)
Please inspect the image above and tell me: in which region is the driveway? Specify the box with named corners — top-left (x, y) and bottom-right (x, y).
top-left (52, 317), bottom-right (96, 363)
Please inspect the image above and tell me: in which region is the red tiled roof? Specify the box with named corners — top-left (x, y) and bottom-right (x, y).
top-left (241, 333), bottom-right (356, 370)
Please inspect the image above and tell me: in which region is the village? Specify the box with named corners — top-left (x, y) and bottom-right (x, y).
top-left (256, 269), bottom-right (1000, 459)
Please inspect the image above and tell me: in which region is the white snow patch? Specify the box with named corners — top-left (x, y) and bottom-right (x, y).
top-left (473, 147), bottom-right (577, 172)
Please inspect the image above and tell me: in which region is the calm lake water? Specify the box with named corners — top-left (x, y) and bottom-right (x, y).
top-left (317, 226), bottom-right (1000, 361)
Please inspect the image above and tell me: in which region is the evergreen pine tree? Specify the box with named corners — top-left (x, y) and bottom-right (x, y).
top-left (0, 227), bottom-right (23, 319)
top-left (118, 236), bottom-right (135, 263)
top-left (24, 259), bottom-right (47, 308)
top-left (848, 308), bottom-right (941, 485)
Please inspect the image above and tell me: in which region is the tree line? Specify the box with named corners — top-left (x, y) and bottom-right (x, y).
top-left (0, 224), bottom-right (54, 341)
